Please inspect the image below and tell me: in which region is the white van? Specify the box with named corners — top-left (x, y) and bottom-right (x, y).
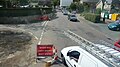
top-left (61, 46), bottom-right (109, 67)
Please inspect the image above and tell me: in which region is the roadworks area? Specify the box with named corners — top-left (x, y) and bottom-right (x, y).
top-left (0, 28), bottom-right (34, 67)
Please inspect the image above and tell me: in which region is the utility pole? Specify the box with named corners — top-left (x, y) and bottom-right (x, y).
top-left (102, 0), bottom-right (106, 22)
top-left (102, 0), bottom-right (106, 11)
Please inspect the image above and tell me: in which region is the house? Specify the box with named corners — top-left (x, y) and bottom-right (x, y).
top-left (96, 0), bottom-right (120, 13)
top-left (96, 0), bottom-right (104, 10)
top-left (80, 0), bottom-right (99, 12)
top-left (96, 0), bottom-right (112, 11)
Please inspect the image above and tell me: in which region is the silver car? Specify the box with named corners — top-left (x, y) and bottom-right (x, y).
top-left (68, 14), bottom-right (77, 21)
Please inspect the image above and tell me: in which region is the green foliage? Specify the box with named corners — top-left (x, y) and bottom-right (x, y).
top-left (77, 4), bottom-right (84, 13)
top-left (69, 3), bottom-right (77, 10)
top-left (19, 0), bottom-right (29, 5)
top-left (95, 8), bottom-right (101, 14)
top-left (0, 0), bottom-right (12, 8)
top-left (0, 0), bottom-right (29, 8)
top-left (83, 3), bottom-right (90, 12)
top-left (80, 12), bottom-right (88, 16)
top-left (51, 0), bottom-right (60, 7)
top-left (84, 13), bottom-right (101, 23)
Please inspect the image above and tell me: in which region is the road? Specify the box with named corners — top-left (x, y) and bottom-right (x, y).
top-left (33, 12), bottom-right (120, 67)
top-left (1, 11), bottom-right (120, 67)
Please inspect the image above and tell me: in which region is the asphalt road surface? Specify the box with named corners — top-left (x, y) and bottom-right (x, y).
top-left (0, 11), bottom-right (120, 67)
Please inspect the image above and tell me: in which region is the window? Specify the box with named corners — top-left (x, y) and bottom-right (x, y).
top-left (67, 51), bottom-right (80, 62)
top-left (71, 15), bottom-right (76, 17)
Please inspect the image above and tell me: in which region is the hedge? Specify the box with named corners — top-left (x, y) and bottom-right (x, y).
top-left (84, 13), bottom-right (101, 23)
top-left (0, 8), bottom-right (52, 17)
top-left (95, 8), bottom-right (101, 14)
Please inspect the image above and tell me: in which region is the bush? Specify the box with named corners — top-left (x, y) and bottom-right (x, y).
top-left (84, 13), bottom-right (101, 23)
top-left (95, 8), bottom-right (101, 14)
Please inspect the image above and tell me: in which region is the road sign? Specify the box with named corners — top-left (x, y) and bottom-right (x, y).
top-left (37, 45), bottom-right (55, 56)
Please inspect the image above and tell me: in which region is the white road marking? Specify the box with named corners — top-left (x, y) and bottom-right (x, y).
top-left (28, 32), bottom-right (38, 40)
top-left (41, 21), bottom-right (46, 26)
top-left (38, 21), bottom-right (48, 45)
top-left (34, 36), bottom-right (39, 40)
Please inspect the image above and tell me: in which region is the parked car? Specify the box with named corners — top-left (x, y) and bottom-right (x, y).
top-left (61, 46), bottom-right (108, 67)
top-left (20, 5), bottom-right (29, 8)
top-left (108, 22), bottom-right (120, 31)
top-left (71, 11), bottom-right (76, 14)
top-left (68, 14), bottom-right (77, 21)
top-left (0, 5), bottom-right (3, 8)
top-left (114, 39), bottom-right (120, 51)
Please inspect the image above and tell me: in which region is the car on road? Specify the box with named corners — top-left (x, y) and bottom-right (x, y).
top-left (0, 5), bottom-right (3, 8)
top-left (61, 46), bottom-right (108, 67)
top-left (20, 5), bottom-right (29, 8)
top-left (68, 14), bottom-right (77, 21)
top-left (114, 39), bottom-right (120, 51)
top-left (63, 11), bottom-right (68, 15)
top-left (71, 11), bottom-right (77, 14)
top-left (108, 22), bottom-right (120, 31)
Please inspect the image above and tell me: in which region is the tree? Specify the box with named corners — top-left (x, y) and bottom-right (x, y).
top-left (1, 0), bottom-right (11, 8)
top-left (51, 0), bottom-right (60, 7)
top-left (83, 3), bottom-right (90, 12)
top-left (77, 4), bottom-right (84, 13)
top-left (69, 3), bottom-right (77, 11)
top-left (19, 0), bottom-right (29, 5)
top-left (69, 1), bottom-right (84, 13)
top-left (0, 0), bottom-right (20, 8)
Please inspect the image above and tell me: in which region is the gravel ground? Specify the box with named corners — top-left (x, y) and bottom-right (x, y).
top-left (0, 28), bottom-right (33, 67)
